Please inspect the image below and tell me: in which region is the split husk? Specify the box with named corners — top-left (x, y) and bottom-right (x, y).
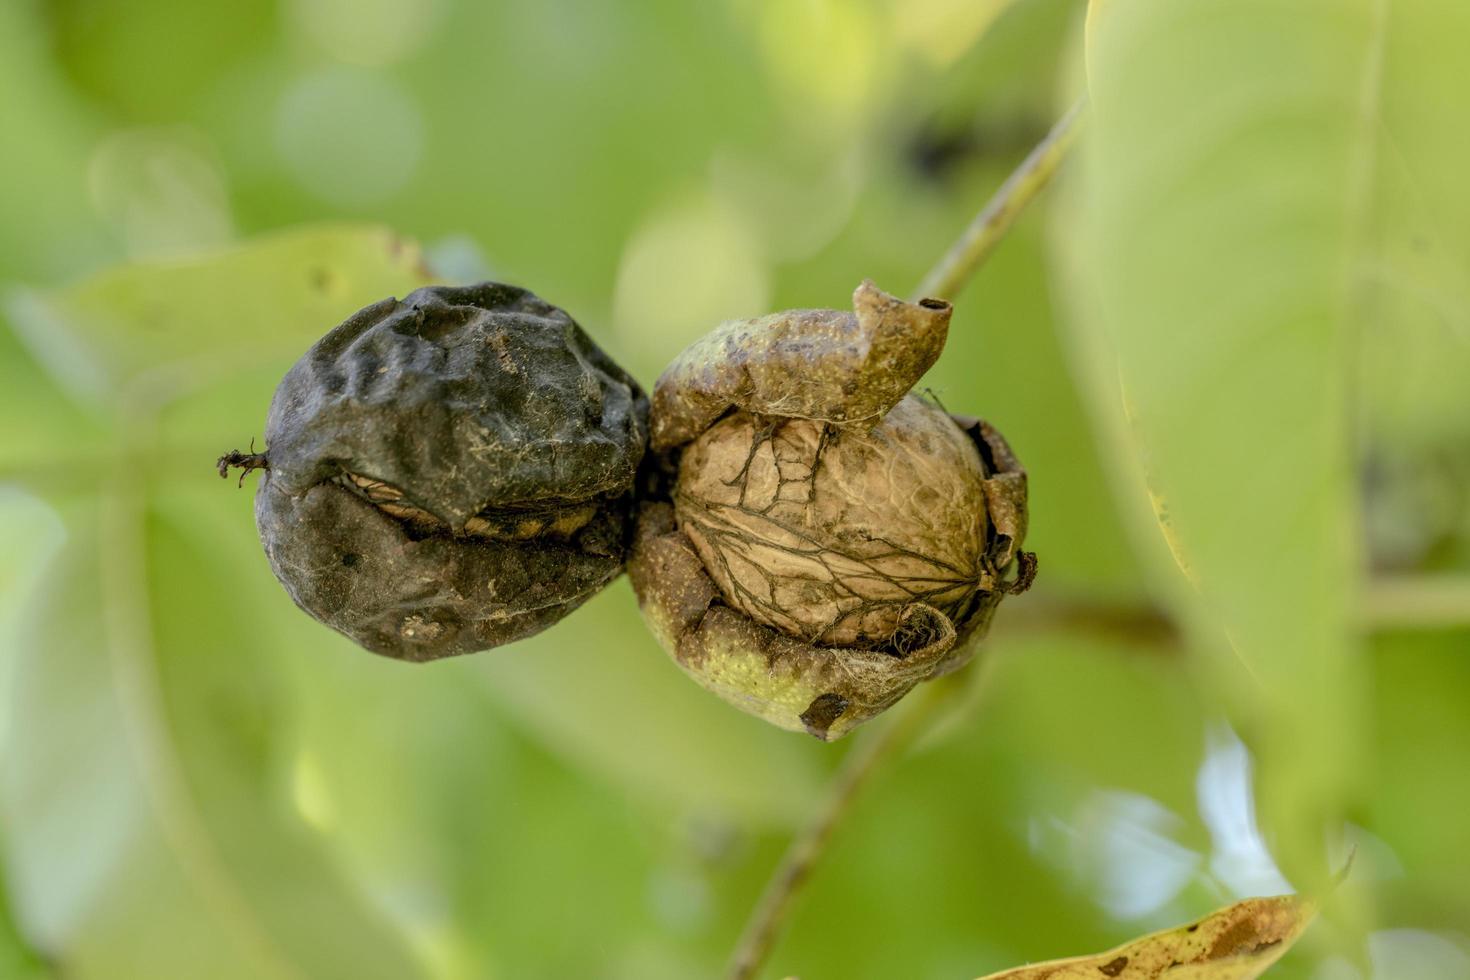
top-left (629, 280), bottom-right (1033, 739)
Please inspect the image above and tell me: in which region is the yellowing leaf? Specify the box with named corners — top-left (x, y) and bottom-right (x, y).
top-left (976, 894), bottom-right (1315, 980)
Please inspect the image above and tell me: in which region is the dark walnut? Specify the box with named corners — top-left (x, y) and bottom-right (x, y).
top-left (629, 281), bottom-right (1033, 740)
top-left (228, 282), bottom-right (648, 661)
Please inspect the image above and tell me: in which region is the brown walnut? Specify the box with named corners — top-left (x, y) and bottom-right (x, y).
top-left (225, 282), bottom-right (647, 661)
top-left (628, 281), bottom-right (1033, 739)
top-left (675, 396), bottom-right (992, 649)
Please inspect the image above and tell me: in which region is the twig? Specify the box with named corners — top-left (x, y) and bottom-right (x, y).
top-left (993, 593), bottom-right (1180, 651)
top-left (724, 674), bottom-right (967, 980)
top-left (913, 97), bottom-right (1087, 302)
top-left (1360, 574), bottom-right (1470, 630)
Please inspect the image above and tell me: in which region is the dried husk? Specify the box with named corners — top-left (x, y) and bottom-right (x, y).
top-left (262, 283), bottom-right (645, 527)
top-left (257, 478), bottom-right (627, 661)
top-left (649, 280), bottom-right (952, 451)
top-left (250, 282), bottom-right (647, 660)
top-left (629, 281), bottom-right (1031, 739)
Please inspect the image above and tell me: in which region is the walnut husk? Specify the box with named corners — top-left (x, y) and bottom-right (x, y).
top-left (246, 282), bottom-right (647, 661)
top-left (629, 281), bottom-right (1032, 739)
top-left (649, 280), bottom-right (952, 451)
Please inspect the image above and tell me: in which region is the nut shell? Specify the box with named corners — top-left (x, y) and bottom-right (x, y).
top-left (674, 395), bottom-right (992, 648)
top-left (630, 414), bottom-right (1024, 741)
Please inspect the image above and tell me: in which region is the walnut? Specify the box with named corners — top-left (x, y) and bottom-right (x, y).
top-left (629, 281), bottom-right (1033, 739)
top-left (222, 282), bottom-right (647, 661)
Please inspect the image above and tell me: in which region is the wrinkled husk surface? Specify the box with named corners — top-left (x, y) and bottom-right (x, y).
top-left (255, 282), bottom-right (647, 660)
top-left (674, 396), bottom-right (992, 648)
top-left (629, 281), bottom-right (1030, 739)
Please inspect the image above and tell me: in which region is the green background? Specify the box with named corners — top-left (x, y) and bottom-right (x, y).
top-left (2, 0), bottom-right (1467, 977)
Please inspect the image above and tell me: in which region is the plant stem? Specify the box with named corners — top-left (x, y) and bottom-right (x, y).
top-left (913, 97), bottom-right (1087, 302)
top-left (1360, 574), bottom-right (1470, 630)
top-left (723, 674), bottom-right (965, 980)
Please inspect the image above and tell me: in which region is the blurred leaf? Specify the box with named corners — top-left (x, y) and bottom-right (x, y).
top-left (974, 893), bottom-right (1314, 980)
top-left (1355, 1), bottom-right (1470, 452)
top-left (47, 0), bottom-right (276, 123)
top-left (1364, 630), bottom-right (1470, 931)
top-left (733, 0), bottom-right (883, 129)
top-left (765, 634), bottom-right (1217, 980)
top-left (0, 1), bottom-right (110, 282)
top-left (3, 223), bottom-right (427, 412)
top-left (0, 314), bottom-right (112, 476)
top-left (1354, 2), bottom-right (1470, 572)
top-left (0, 227), bottom-right (448, 976)
top-left (2, 223), bottom-right (431, 513)
top-left (1059, 0), bottom-right (1387, 890)
top-left (0, 811), bottom-right (50, 979)
top-left (480, 581), bottom-right (827, 829)
top-left (0, 496), bottom-right (63, 977)
top-left (0, 484), bottom-right (426, 979)
top-left (887, 0), bottom-right (1019, 68)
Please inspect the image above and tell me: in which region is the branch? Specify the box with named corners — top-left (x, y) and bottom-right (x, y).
top-left (723, 674), bottom-right (966, 980)
top-left (1361, 574), bottom-right (1470, 630)
top-left (913, 97), bottom-right (1087, 302)
top-left (993, 592), bottom-right (1179, 650)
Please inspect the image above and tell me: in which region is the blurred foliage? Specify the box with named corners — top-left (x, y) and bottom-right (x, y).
top-left (1061, 0), bottom-right (1470, 908)
top-left (1070, 0), bottom-right (1375, 900)
top-left (0, 0), bottom-right (1467, 978)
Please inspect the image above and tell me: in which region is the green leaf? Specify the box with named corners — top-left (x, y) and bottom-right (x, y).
top-left (0, 516), bottom-right (59, 977)
top-left (1366, 630), bottom-right (1470, 929)
top-left (0, 317), bottom-right (112, 477)
top-left (0, 864), bottom-right (50, 980)
top-left (0, 2), bottom-right (109, 284)
top-left (3, 223), bottom-right (428, 414)
top-left (477, 580), bottom-right (828, 829)
top-left (1058, 0), bottom-right (1388, 892)
top-left (1352, 3), bottom-right (1470, 571)
top-left (1356, 1), bottom-right (1470, 455)
top-left (0, 227), bottom-right (444, 976)
top-left (883, 0), bottom-right (1021, 68)
top-left (0, 484), bottom-right (427, 979)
